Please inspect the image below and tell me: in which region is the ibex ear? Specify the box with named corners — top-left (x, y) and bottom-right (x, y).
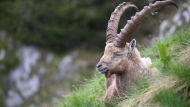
top-left (127, 39), bottom-right (136, 58)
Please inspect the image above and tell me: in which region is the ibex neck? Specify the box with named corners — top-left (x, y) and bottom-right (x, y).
top-left (115, 71), bottom-right (135, 95)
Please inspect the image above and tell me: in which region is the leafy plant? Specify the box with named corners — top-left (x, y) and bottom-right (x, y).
top-left (150, 39), bottom-right (170, 68)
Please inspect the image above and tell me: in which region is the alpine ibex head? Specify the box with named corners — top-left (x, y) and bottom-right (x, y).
top-left (96, 0), bottom-right (178, 78)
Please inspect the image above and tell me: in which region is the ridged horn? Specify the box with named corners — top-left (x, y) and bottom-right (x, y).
top-left (106, 2), bottom-right (139, 43)
top-left (114, 0), bottom-right (178, 47)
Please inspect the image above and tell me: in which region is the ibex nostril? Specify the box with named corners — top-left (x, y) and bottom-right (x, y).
top-left (97, 64), bottom-right (102, 68)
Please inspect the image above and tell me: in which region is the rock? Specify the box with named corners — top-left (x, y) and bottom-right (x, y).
top-left (0, 49), bottom-right (6, 71)
top-left (52, 97), bottom-right (59, 104)
top-left (57, 51), bottom-right (78, 80)
top-left (0, 30), bottom-right (6, 41)
top-left (16, 75), bottom-right (40, 99)
top-left (6, 46), bottom-right (41, 106)
top-left (46, 53), bottom-right (54, 64)
top-left (38, 67), bottom-right (46, 76)
top-left (166, 25), bottom-right (177, 37)
top-left (158, 20), bottom-right (169, 39)
top-left (18, 47), bottom-right (41, 74)
top-left (0, 49), bottom-right (5, 60)
top-left (6, 90), bottom-right (23, 107)
top-left (182, 10), bottom-right (190, 23)
top-left (158, 3), bottom-right (190, 39)
top-left (58, 55), bottom-right (73, 76)
top-left (29, 104), bottom-right (36, 107)
top-left (10, 46), bottom-right (41, 80)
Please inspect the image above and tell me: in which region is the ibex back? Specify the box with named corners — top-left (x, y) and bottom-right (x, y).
top-left (96, 0), bottom-right (177, 103)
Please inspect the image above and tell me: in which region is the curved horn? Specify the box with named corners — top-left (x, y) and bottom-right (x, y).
top-left (114, 0), bottom-right (178, 47)
top-left (106, 2), bottom-right (139, 43)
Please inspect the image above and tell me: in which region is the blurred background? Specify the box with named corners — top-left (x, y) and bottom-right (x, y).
top-left (0, 0), bottom-right (189, 107)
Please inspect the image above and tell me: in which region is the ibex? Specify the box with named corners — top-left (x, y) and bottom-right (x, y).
top-left (96, 0), bottom-right (177, 103)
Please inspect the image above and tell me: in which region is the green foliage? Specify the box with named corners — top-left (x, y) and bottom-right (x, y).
top-left (154, 89), bottom-right (187, 107)
top-left (57, 74), bottom-right (107, 107)
top-left (150, 39), bottom-right (170, 68)
top-left (164, 63), bottom-right (190, 83)
top-left (0, 39), bottom-right (19, 75)
top-left (0, 0), bottom-right (161, 52)
top-left (171, 29), bottom-right (190, 46)
top-left (0, 76), bottom-right (6, 105)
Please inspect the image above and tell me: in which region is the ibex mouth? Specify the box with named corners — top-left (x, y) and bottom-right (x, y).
top-left (97, 67), bottom-right (108, 74)
top-left (96, 63), bottom-right (111, 77)
top-left (97, 67), bottom-right (111, 78)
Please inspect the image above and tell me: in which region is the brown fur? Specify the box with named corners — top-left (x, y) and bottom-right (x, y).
top-left (96, 43), bottom-right (158, 102)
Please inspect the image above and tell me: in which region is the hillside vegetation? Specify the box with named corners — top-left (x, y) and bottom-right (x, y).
top-left (56, 29), bottom-right (190, 107)
top-left (0, 0), bottom-right (181, 52)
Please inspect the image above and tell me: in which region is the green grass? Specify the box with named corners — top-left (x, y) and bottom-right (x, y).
top-left (56, 29), bottom-right (190, 107)
top-left (57, 74), bottom-right (106, 107)
top-left (154, 89), bottom-right (187, 107)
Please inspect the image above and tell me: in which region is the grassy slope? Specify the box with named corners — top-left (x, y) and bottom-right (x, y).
top-left (56, 29), bottom-right (190, 107)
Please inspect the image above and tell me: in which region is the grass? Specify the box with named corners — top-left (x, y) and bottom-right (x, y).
top-left (57, 74), bottom-right (106, 107)
top-left (56, 29), bottom-right (190, 107)
top-left (154, 89), bottom-right (187, 107)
